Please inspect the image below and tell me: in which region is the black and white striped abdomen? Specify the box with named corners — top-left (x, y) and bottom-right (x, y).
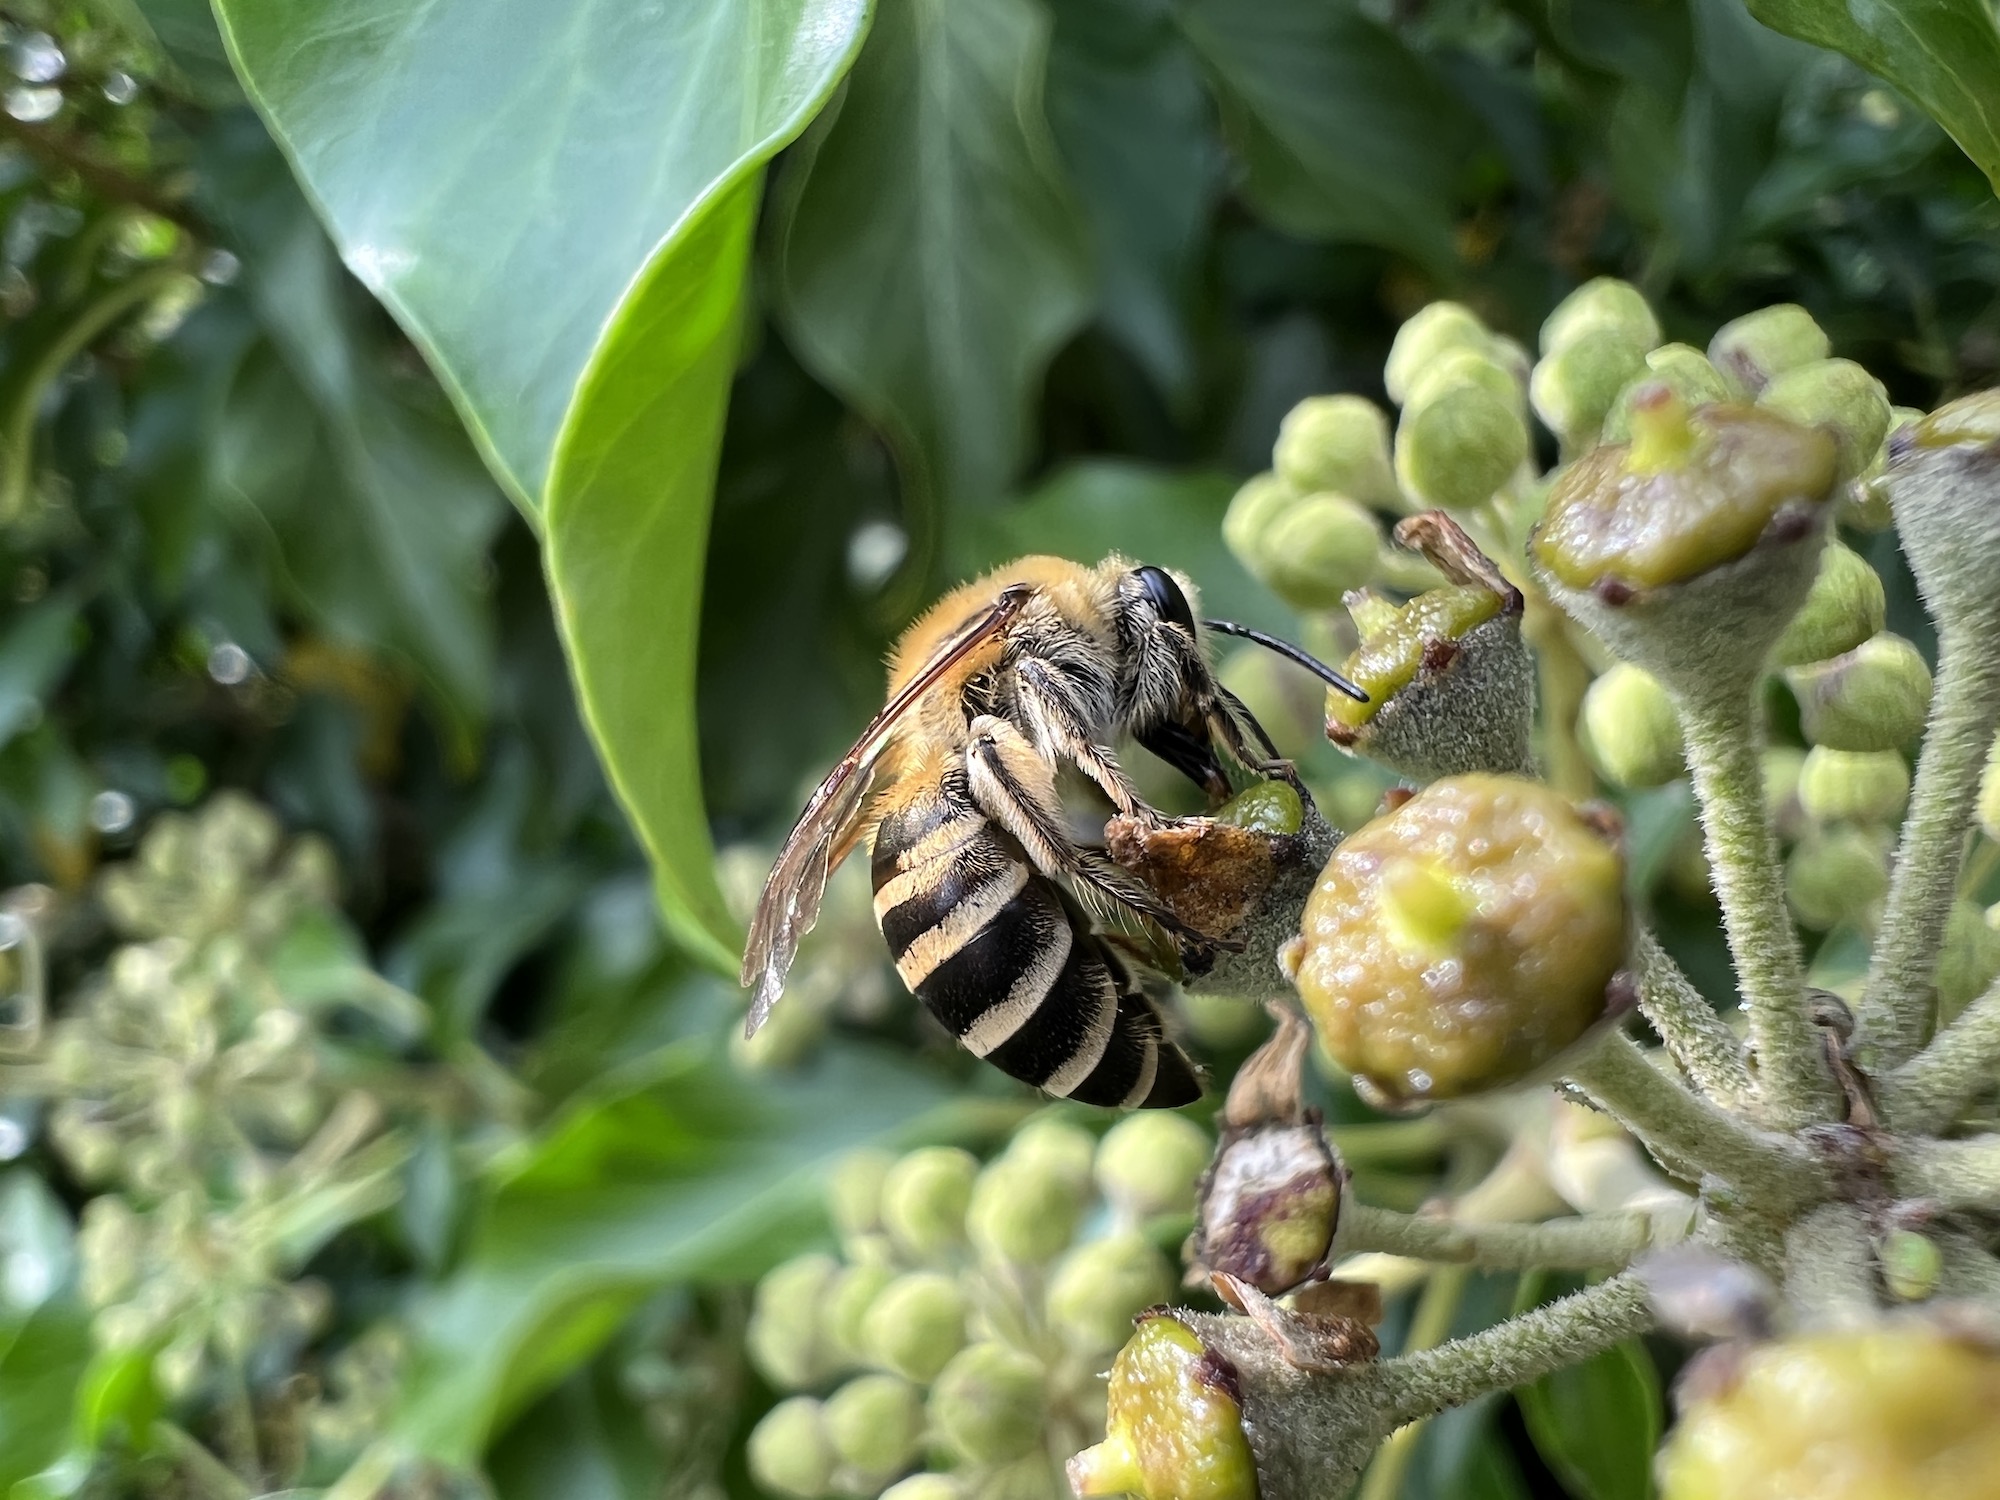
top-left (869, 775), bottom-right (1200, 1109)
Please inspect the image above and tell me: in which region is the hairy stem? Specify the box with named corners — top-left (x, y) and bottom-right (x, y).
top-left (1783, 1203), bottom-right (1879, 1326)
top-left (1894, 1133), bottom-right (2000, 1213)
top-left (1357, 1267), bottom-right (1467, 1500)
top-left (1564, 1031), bottom-right (1823, 1208)
top-left (1879, 974), bottom-right (2000, 1133)
top-left (1674, 684), bottom-right (1831, 1127)
top-left (1633, 926), bottom-right (1754, 1106)
top-left (1860, 624), bottom-right (2000, 1070)
top-left (1334, 1200), bottom-right (1689, 1271)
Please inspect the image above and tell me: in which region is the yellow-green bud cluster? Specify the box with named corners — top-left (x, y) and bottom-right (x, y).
top-left (743, 1112), bottom-right (1208, 1498)
top-left (1784, 634), bottom-right (1933, 751)
top-left (1531, 278), bottom-right (1661, 451)
top-left (1391, 305), bottom-right (1532, 511)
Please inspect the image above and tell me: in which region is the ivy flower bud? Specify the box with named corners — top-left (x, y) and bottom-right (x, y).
top-left (879, 1478), bottom-right (962, 1500)
top-left (1289, 774), bottom-right (1627, 1104)
top-left (1765, 745), bottom-right (1809, 842)
top-left (1252, 493), bottom-right (1384, 611)
top-left (1706, 303), bottom-right (1831, 395)
top-left (1980, 733), bottom-right (2000, 842)
top-left (1046, 1234), bottom-right (1177, 1354)
top-left (1603, 344), bottom-right (1736, 443)
top-left (1222, 473), bottom-right (1295, 569)
top-left (1067, 1314), bottom-right (1257, 1500)
top-left (1795, 747), bottom-right (1909, 826)
top-left (747, 1396), bottom-right (835, 1500)
top-left (1657, 1325), bottom-right (2000, 1500)
top-left (1395, 350), bottom-right (1532, 512)
top-left (1937, 899), bottom-right (2000, 1021)
top-left (1580, 663), bottom-right (1684, 789)
top-left (1384, 301), bottom-right (1496, 406)
top-left (823, 1260), bottom-right (896, 1365)
top-left (881, 1147), bottom-right (978, 1259)
top-left (1191, 1120), bottom-right (1342, 1295)
top-left (1273, 395), bottom-right (1401, 508)
top-left (1541, 277), bottom-right (1662, 353)
top-left (967, 1152), bottom-right (1084, 1265)
top-left (1771, 541), bottom-right (1886, 669)
top-left (824, 1374), bottom-right (924, 1490)
top-left (862, 1271), bottom-right (966, 1383)
top-left (1879, 1229), bottom-right (1943, 1302)
top-left (1886, 391), bottom-right (2000, 636)
top-left (1008, 1115), bottom-right (1098, 1198)
top-left (828, 1149), bottom-right (894, 1242)
top-left (1758, 358), bottom-right (1893, 484)
top-left (1095, 1112), bottom-right (1211, 1220)
top-left (1784, 634), bottom-right (1933, 751)
top-left (749, 1254), bottom-right (841, 1390)
top-left (1532, 330), bottom-right (1650, 451)
top-left (929, 1343), bottom-right (1046, 1465)
top-left (1784, 827), bottom-right (1889, 931)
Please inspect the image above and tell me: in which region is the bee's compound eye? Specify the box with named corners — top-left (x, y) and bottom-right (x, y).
top-left (1134, 565), bottom-right (1196, 633)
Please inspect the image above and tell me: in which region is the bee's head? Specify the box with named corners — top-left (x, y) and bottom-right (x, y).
top-left (1122, 563), bottom-right (1200, 640)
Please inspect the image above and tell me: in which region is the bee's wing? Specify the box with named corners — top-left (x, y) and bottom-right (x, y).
top-left (740, 582), bottom-right (1034, 1035)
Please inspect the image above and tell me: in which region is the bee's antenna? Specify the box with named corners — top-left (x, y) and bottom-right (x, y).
top-left (1204, 619), bottom-right (1369, 703)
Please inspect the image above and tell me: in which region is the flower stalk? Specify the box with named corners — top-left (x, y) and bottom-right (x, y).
top-left (1879, 974), bottom-right (2000, 1132)
top-left (1333, 1199), bottom-right (1689, 1270)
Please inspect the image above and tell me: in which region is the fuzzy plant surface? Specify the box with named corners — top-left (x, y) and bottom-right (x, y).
top-left (1052, 284), bottom-right (2000, 1500)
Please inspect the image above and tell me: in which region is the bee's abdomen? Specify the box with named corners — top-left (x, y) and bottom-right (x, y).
top-left (870, 790), bottom-right (1199, 1110)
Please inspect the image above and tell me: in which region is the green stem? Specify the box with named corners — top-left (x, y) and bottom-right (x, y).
top-left (1334, 1200), bottom-right (1687, 1271)
top-left (1357, 1267), bottom-right (1468, 1500)
top-left (1859, 624), bottom-right (2000, 1069)
top-left (1879, 974), bottom-right (2000, 1133)
top-left (1633, 926), bottom-right (1754, 1106)
top-left (1326, 1117), bottom-right (1453, 1166)
top-left (1563, 1031), bottom-right (1823, 1208)
top-left (0, 264), bottom-right (187, 523)
top-left (151, 1423), bottom-right (251, 1500)
top-left (1675, 684), bottom-right (1831, 1127)
top-left (1894, 1132), bottom-right (2000, 1213)
top-left (1782, 1202), bottom-right (1878, 1324)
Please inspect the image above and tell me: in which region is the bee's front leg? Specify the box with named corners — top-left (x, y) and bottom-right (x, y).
top-left (1013, 656), bottom-right (1166, 826)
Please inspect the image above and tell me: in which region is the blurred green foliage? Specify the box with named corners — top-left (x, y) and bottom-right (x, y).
top-left (0, 0), bottom-right (1991, 1494)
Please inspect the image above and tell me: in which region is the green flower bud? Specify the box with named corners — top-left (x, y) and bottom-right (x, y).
top-left (1707, 303), bottom-right (1831, 395)
top-left (1395, 352), bottom-right (1532, 512)
top-left (1252, 494), bottom-right (1383, 612)
top-left (1290, 774), bottom-right (1626, 1103)
top-left (1046, 1234), bottom-right (1177, 1354)
top-left (929, 1343), bottom-right (1046, 1465)
top-left (1095, 1112), bottom-right (1211, 1220)
top-left (967, 1154), bottom-right (1084, 1265)
top-left (823, 1261), bottom-right (897, 1366)
top-left (747, 1396), bottom-right (835, 1500)
top-left (1765, 745), bottom-right (1809, 842)
top-left (750, 1254), bottom-right (841, 1390)
top-left (1785, 827), bottom-right (1889, 931)
top-left (1273, 395), bottom-right (1400, 508)
top-left (1602, 344), bottom-right (1736, 443)
top-left (824, 1374), bottom-right (924, 1489)
top-left (1889, 391), bottom-right (2000, 638)
top-left (863, 1271), bottom-right (967, 1384)
top-left (881, 1147), bottom-right (978, 1259)
top-left (1796, 747), bottom-right (1909, 826)
top-left (1067, 1315), bottom-right (1257, 1500)
top-left (1980, 733), bottom-right (2000, 842)
top-left (1580, 663), bottom-right (1684, 789)
top-left (1938, 899), bottom-right (2000, 1021)
top-left (1221, 473), bottom-right (1296, 570)
top-left (1771, 541), bottom-right (1886, 669)
top-left (1758, 358), bottom-right (1893, 484)
top-left (1531, 327), bottom-right (1650, 451)
top-left (829, 1150), bottom-right (894, 1242)
top-left (1192, 1121), bottom-right (1342, 1295)
top-left (1216, 780), bottom-right (1305, 836)
top-left (1006, 1115), bottom-right (1097, 1199)
top-left (879, 1477), bottom-right (963, 1500)
top-left (1385, 301), bottom-right (1495, 406)
top-left (1879, 1228), bottom-right (1943, 1302)
top-left (1785, 634), bottom-right (1933, 751)
top-left (1540, 277), bottom-right (1661, 355)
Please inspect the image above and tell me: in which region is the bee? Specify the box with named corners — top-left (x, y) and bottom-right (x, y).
top-left (740, 555), bottom-right (1364, 1108)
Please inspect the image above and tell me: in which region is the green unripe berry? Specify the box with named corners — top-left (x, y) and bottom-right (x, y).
top-left (1602, 344), bottom-right (1735, 443)
top-left (1273, 395), bottom-right (1400, 507)
top-left (1771, 541), bottom-right (1886, 668)
top-left (862, 1271), bottom-right (966, 1383)
top-left (1216, 779), bottom-right (1304, 836)
top-left (1095, 1112), bottom-right (1212, 1220)
top-left (1540, 277), bottom-right (1661, 355)
top-left (747, 1397), bottom-right (834, 1500)
top-left (1980, 733), bottom-right (2000, 842)
top-left (1221, 473), bottom-right (1295, 569)
top-left (749, 1254), bottom-right (840, 1390)
top-left (1580, 663), bottom-right (1684, 789)
top-left (1531, 327), bottom-right (1650, 450)
top-left (881, 1147), bottom-right (978, 1259)
top-left (823, 1374), bottom-right (924, 1487)
top-left (1937, 899), bottom-right (2000, 1021)
top-left (1006, 1115), bottom-right (1098, 1198)
top-left (1796, 747), bottom-right (1909, 826)
top-left (1759, 358), bottom-right (1893, 483)
top-left (1707, 303), bottom-right (1831, 394)
top-left (1785, 827), bottom-right (1889, 931)
top-left (1251, 493), bottom-right (1383, 611)
top-left (967, 1154), bottom-right (1085, 1266)
top-left (1045, 1234), bottom-right (1178, 1354)
top-left (928, 1343), bottom-right (1046, 1465)
top-left (878, 1478), bottom-right (963, 1500)
top-left (1395, 354), bottom-right (1531, 512)
top-left (823, 1261), bottom-right (896, 1365)
top-left (1879, 1228), bottom-right (1943, 1302)
top-left (1385, 301), bottom-right (1495, 406)
top-left (828, 1150), bottom-right (894, 1241)
top-left (1067, 1315), bottom-right (1258, 1500)
top-left (1785, 634), bottom-right (1933, 751)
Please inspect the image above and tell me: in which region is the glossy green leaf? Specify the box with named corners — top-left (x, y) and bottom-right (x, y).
top-left (0, 598), bottom-right (80, 753)
top-left (1175, 0), bottom-right (1477, 272)
top-left (488, 1363), bottom-right (658, 1500)
top-left (1745, 0), bottom-right (2000, 192)
top-left (393, 1034), bottom-right (955, 1465)
top-left (214, 0), bottom-right (874, 972)
top-left (1518, 1337), bottom-right (1662, 1500)
top-left (0, 1299), bottom-right (93, 1493)
top-left (772, 0), bottom-right (1096, 506)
